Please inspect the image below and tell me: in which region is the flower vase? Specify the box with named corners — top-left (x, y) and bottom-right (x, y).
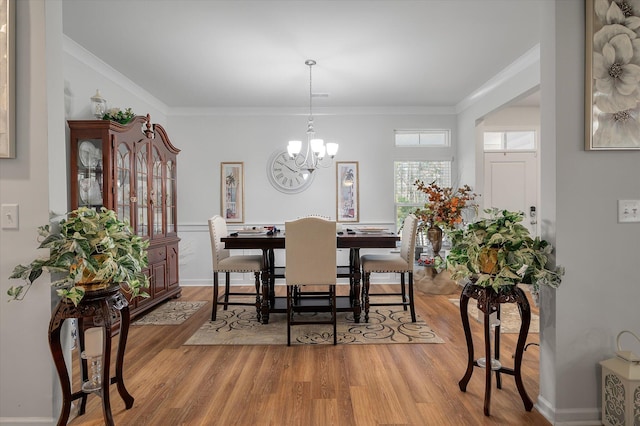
top-left (427, 223), bottom-right (443, 258)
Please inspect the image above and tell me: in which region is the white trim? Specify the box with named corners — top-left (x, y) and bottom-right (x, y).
top-left (0, 417), bottom-right (56, 425)
top-left (169, 105), bottom-right (456, 117)
top-left (456, 44), bottom-right (541, 114)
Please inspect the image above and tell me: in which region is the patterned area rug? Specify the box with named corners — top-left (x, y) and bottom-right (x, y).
top-left (184, 307), bottom-right (444, 345)
top-left (449, 299), bottom-right (539, 333)
top-left (132, 301), bottom-right (207, 325)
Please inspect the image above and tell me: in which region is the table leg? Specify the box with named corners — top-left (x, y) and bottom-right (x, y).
top-left (458, 288), bottom-right (474, 392)
top-left (513, 287), bottom-right (534, 411)
top-left (115, 306), bottom-right (135, 408)
top-left (350, 248), bottom-right (361, 323)
top-left (48, 312), bottom-right (72, 426)
top-left (98, 303), bottom-right (114, 426)
top-left (261, 248), bottom-right (271, 324)
top-left (495, 305), bottom-right (502, 389)
top-left (483, 308), bottom-right (492, 416)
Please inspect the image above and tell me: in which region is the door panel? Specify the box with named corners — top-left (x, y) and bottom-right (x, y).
top-left (483, 152), bottom-right (538, 236)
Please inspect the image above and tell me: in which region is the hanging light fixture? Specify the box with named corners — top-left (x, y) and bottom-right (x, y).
top-left (287, 59), bottom-right (338, 174)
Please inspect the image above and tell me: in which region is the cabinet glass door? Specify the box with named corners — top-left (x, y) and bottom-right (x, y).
top-left (166, 160), bottom-right (176, 234)
top-left (136, 144), bottom-right (148, 236)
top-left (152, 147), bottom-right (164, 237)
top-left (76, 139), bottom-right (104, 208)
top-left (116, 143), bottom-right (133, 224)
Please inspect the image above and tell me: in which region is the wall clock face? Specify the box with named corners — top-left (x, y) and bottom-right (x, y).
top-left (267, 150), bottom-right (314, 194)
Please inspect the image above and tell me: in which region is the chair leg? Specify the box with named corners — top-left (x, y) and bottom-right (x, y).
top-left (212, 272), bottom-right (219, 321)
top-left (408, 272), bottom-right (416, 322)
top-left (363, 271), bottom-right (371, 322)
top-left (223, 272), bottom-right (231, 310)
top-left (332, 285), bottom-right (337, 345)
top-left (400, 273), bottom-right (408, 311)
top-left (286, 286), bottom-right (292, 346)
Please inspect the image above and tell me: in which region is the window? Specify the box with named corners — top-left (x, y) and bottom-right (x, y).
top-left (394, 160), bottom-right (452, 229)
top-left (483, 130), bottom-right (536, 151)
top-left (395, 130), bottom-right (449, 147)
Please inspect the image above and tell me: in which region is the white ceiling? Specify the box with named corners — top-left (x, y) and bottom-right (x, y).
top-left (61, 0), bottom-right (543, 110)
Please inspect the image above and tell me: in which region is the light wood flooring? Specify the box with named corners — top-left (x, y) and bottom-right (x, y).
top-left (68, 285), bottom-right (550, 425)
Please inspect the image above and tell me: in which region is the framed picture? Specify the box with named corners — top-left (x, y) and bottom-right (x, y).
top-left (0, 0), bottom-right (15, 158)
top-left (585, 0), bottom-right (640, 150)
top-left (221, 162), bottom-right (244, 223)
top-left (336, 161), bottom-right (359, 223)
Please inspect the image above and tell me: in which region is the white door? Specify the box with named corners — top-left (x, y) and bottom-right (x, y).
top-left (483, 152), bottom-right (538, 236)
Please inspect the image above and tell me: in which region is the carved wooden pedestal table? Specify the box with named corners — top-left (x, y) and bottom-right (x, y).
top-left (48, 285), bottom-right (134, 426)
top-left (458, 282), bottom-right (534, 416)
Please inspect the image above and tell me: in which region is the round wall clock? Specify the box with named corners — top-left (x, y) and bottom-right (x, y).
top-left (267, 150), bottom-right (314, 194)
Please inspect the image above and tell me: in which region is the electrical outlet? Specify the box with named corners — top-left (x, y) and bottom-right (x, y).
top-left (1, 204), bottom-right (19, 229)
top-left (618, 200), bottom-right (640, 223)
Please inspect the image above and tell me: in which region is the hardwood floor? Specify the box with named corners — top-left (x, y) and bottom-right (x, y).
top-left (68, 285), bottom-right (550, 425)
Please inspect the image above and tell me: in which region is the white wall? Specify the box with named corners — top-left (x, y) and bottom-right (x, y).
top-left (538, 2), bottom-right (640, 424)
top-left (169, 112), bottom-right (457, 285)
top-left (63, 38), bottom-right (167, 124)
top-left (0, 1), bottom-right (56, 423)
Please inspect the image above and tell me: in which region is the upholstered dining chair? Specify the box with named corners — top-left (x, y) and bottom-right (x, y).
top-left (361, 213), bottom-right (418, 323)
top-left (285, 216), bottom-right (338, 346)
top-left (208, 215), bottom-right (264, 321)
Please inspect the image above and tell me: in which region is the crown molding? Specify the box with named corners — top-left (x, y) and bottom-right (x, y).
top-left (169, 105), bottom-right (456, 117)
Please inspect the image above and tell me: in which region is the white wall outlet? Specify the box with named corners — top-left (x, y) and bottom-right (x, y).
top-left (1, 204), bottom-right (19, 229)
top-left (618, 200), bottom-right (640, 223)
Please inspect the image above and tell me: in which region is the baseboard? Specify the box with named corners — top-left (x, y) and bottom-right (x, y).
top-left (535, 396), bottom-right (601, 425)
top-left (0, 417), bottom-right (56, 425)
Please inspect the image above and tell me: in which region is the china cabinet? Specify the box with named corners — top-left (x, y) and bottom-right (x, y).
top-left (68, 115), bottom-right (181, 318)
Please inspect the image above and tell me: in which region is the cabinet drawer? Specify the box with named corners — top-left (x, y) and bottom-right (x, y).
top-left (147, 247), bottom-right (167, 264)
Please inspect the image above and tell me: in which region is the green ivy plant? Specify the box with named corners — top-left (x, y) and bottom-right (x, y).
top-left (102, 107), bottom-right (135, 125)
top-left (444, 208), bottom-right (564, 296)
top-left (8, 207), bottom-right (150, 306)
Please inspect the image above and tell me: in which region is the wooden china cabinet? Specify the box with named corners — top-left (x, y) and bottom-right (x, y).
top-left (68, 115), bottom-right (181, 318)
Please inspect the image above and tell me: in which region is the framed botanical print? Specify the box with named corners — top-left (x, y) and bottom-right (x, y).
top-left (585, 0), bottom-right (640, 150)
top-left (0, 0), bottom-right (15, 158)
top-left (336, 161), bottom-right (359, 223)
top-left (221, 162), bottom-right (244, 223)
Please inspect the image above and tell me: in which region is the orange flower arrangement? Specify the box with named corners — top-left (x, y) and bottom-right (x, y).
top-left (414, 180), bottom-right (477, 228)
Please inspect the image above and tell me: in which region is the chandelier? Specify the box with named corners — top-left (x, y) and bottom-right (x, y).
top-left (286, 59), bottom-right (338, 174)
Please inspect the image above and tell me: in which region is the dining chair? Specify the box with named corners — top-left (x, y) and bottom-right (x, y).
top-left (285, 216), bottom-right (338, 345)
top-left (361, 213), bottom-right (418, 322)
top-left (208, 215), bottom-right (264, 321)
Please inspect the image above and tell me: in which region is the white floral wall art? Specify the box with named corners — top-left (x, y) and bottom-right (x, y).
top-left (586, 0), bottom-right (640, 150)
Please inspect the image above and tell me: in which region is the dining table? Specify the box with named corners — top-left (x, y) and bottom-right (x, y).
top-left (221, 230), bottom-right (400, 324)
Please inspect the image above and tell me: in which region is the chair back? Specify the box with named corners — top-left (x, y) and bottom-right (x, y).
top-left (399, 214), bottom-right (418, 265)
top-left (208, 215), bottom-right (230, 270)
top-left (285, 217), bottom-right (337, 286)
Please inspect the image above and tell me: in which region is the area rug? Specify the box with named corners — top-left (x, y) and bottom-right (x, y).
top-left (184, 307), bottom-right (444, 345)
top-left (449, 299), bottom-right (539, 333)
top-left (132, 301), bottom-right (207, 325)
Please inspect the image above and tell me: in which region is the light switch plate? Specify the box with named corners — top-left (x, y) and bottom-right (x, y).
top-left (618, 200), bottom-right (640, 223)
top-left (1, 204), bottom-right (19, 229)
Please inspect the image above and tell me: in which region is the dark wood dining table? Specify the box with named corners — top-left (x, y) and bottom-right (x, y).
top-left (221, 231), bottom-right (399, 324)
